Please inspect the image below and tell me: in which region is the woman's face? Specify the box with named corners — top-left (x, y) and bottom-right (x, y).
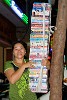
top-left (13, 43), bottom-right (26, 59)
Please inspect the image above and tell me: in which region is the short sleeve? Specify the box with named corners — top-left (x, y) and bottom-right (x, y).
top-left (4, 61), bottom-right (13, 72)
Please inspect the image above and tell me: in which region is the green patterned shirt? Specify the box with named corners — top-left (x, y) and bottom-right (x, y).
top-left (4, 61), bottom-right (38, 100)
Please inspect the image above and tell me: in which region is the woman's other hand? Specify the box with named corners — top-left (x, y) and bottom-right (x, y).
top-left (41, 58), bottom-right (50, 69)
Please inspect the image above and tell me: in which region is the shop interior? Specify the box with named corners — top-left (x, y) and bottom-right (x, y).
top-left (0, 0), bottom-right (67, 100)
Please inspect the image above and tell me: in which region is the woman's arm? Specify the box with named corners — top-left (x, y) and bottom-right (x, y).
top-left (5, 61), bottom-right (34, 84)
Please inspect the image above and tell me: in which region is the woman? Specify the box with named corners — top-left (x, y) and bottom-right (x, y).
top-left (4, 40), bottom-right (50, 100)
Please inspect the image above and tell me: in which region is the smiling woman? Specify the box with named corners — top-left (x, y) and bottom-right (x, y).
top-left (4, 40), bottom-right (38, 100)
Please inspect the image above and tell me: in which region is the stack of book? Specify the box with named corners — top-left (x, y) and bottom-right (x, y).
top-left (29, 2), bottom-right (51, 93)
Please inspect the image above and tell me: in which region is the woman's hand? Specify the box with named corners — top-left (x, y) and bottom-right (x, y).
top-left (41, 58), bottom-right (50, 69)
top-left (23, 61), bottom-right (35, 69)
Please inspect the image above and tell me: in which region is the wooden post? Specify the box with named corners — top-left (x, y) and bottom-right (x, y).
top-left (50, 0), bottom-right (67, 100)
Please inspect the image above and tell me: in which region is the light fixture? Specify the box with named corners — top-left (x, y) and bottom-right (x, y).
top-left (3, 0), bottom-right (28, 24)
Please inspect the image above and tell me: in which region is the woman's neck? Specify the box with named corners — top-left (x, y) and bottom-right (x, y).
top-left (13, 58), bottom-right (24, 64)
top-left (13, 58), bottom-right (25, 67)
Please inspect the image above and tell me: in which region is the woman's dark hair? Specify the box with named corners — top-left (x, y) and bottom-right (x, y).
top-left (12, 40), bottom-right (27, 52)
